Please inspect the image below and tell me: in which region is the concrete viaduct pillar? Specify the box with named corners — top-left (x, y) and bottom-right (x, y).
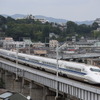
top-left (0, 69), bottom-right (78, 100)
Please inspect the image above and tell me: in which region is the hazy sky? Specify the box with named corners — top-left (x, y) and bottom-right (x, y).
top-left (0, 0), bottom-right (100, 21)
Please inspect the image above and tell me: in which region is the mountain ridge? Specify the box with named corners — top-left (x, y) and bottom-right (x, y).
top-left (1, 14), bottom-right (94, 25)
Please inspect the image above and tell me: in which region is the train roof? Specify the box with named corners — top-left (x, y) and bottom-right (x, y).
top-left (18, 52), bottom-right (92, 69)
top-left (0, 49), bottom-right (98, 69)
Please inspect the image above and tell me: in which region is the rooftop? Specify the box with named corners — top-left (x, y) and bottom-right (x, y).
top-left (0, 89), bottom-right (27, 100)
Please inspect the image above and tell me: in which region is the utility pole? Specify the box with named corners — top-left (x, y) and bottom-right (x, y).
top-left (55, 43), bottom-right (59, 100)
top-left (28, 41), bottom-right (30, 54)
top-left (55, 42), bottom-right (67, 100)
top-left (15, 43), bottom-right (19, 80)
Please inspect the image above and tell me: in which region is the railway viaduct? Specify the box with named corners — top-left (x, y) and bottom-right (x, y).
top-left (0, 58), bottom-right (100, 100)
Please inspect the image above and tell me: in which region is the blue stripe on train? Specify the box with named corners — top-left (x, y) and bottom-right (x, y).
top-left (18, 57), bottom-right (87, 76)
top-left (1, 53), bottom-right (87, 76)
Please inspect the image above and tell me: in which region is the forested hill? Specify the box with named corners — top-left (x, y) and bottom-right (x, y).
top-left (0, 15), bottom-right (99, 42)
top-left (2, 14), bottom-right (93, 25)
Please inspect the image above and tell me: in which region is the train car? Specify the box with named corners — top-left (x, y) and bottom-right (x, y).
top-left (0, 49), bottom-right (100, 84)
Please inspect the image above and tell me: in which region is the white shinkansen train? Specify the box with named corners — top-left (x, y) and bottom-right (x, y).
top-left (0, 49), bottom-right (100, 84)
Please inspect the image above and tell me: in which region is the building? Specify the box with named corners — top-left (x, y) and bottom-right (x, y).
top-left (95, 18), bottom-right (100, 26)
top-left (93, 42), bottom-right (100, 47)
top-left (87, 58), bottom-right (100, 68)
top-left (34, 18), bottom-right (48, 24)
top-left (32, 42), bottom-right (45, 48)
top-left (0, 37), bottom-right (14, 49)
top-left (49, 40), bottom-right (58, 48)
top-left (2, 37), bottom-right (33, 50)
top-left (94, 18), bottom-right (100, 31)
top-left (3, 41), bottom-right (26, 50)
top-left (87, 39), bottom-right (99, 43)
top-left (33, 49), bottom-right (47, 56)
top-left (24, 14), bottom-right (35, 19)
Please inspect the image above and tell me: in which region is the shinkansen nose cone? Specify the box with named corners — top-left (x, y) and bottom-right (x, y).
top-left (87, 74), bottom-right (100, 84)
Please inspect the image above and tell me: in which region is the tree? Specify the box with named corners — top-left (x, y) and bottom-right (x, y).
top-left (42, 25), bottom-right (50, 42)
top-left (93, 30), bottom-right (100, 39)
top-left (6, 16), bottom-right (15, 22)
top-left (77, 24), bottom-right (91, 37)
top-left (92, 22), bottom-right (99, 30)
top-left (0, 15), bottom-right (7, 26)
top-left (1, 15), bottom-right (98, 42)
top-left (66, 21), bottom-right (78, 35)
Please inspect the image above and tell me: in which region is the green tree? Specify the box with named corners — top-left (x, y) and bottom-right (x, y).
top-left (66, 21), bottom-right (78, 35)
top-left (93, 30), bottom-right (100, 39)
top-left (77, 24), bottom-right (91, 37)
top-left (0, 15), bottom-right (7, 26)
top-left (6, 16), bottom-right (15, 22)
top-left (92, 22), bottom-right (99, 30)
top-left (42, 25), bottom-right (50, 42)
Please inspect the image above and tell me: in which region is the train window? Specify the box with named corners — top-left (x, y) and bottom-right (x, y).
top-left (29, 58), bottom-right (39, 63)
top-left (65, 66), bottom-right (81, 72)
top-left (50, 63), bottom-right (56, 66)
top-left (18, 56), bottom-right (25, 60)
top-left (42, 61), bottom-right (56, 66)
top-left (90, 68), bottom-right (100, 72)
top-left (7, 53), bottom-right (9, 55)
top-left (25, 57), bottom-right (29, 60)
top-left (10, 54), bottom-right (15, 57)
top-left (34, 59), bottom-right (39, 63)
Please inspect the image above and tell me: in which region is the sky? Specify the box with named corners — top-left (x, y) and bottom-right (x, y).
top-left (0, 0), bottom-right (100, 21)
